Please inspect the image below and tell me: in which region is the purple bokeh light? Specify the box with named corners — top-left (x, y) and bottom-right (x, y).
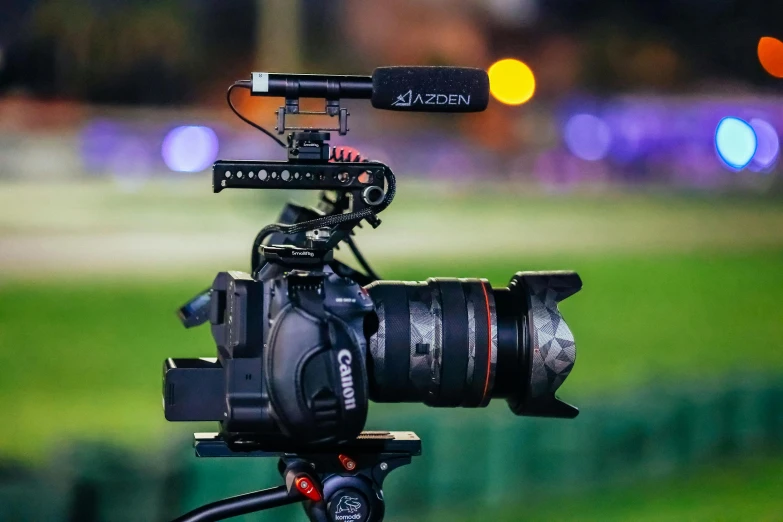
top-left (749, 118), bottom-right (780, 172)
top-left (80, 119), bottom-right (127, 172)
top-left (108, 136), bottom-right (155, 191)
top-left (161, 126), bottom-right (219, 172)
top-left (564, 114), bottom-right (613, 161)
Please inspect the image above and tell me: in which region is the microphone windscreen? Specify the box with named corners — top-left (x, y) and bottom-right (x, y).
top-left (371, 67), bottom-right (489, 113)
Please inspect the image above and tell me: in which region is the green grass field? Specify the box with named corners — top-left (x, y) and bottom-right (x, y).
top-left (458, 456), bottom-right (783, 522)
top-left (1, 248), bottom-right (782, 458)
top-left (1, 181), bottom-right (783, 457)
top-left (1, 181), bottom-right (782, 520)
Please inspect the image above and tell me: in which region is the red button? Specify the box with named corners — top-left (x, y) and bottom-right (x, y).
top-left (295, 475), bottom-right (322, 501)
top-left (338, 454), bottom-right (357, 471)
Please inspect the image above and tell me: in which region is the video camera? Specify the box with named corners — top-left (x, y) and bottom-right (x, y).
top-left (163, 66), bottom-right (582, 522)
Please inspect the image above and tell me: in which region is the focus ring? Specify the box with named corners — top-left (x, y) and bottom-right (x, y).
top-left (433, 279), bottom-right (470, 407)
top-left (463, 280), bottom-right (489, 407)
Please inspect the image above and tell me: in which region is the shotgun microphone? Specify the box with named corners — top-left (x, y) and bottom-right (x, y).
top-left (249, 66), bottom-right (489, 113)
top-left (371, 66), bottom-right (489, 113)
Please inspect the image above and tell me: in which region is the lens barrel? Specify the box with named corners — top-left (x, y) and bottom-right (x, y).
top-left (364, 272), bottom-right (581, 418)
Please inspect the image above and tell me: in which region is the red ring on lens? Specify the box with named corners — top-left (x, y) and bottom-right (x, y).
top-left (480, 282), bottom-right (492, 402)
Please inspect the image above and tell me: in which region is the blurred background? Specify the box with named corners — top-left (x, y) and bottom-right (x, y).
top-left (1, 0), bottom-right (782, 520)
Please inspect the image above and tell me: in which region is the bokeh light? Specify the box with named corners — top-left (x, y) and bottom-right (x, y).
top-left (488, 58), bottom-right (536, 105)
top-left (715, 117), bottom-right (757, 170)
top-left (108, 137), bottom-right (154, 192)
top-left (758, 36), bottom-right (783, 78)
top-left (161, 125), bottom-right (219, 172)
top-left (749, 118), bottom-right (780, 171)
top-left (80, 119), bottom-right (126, 172)
top-left (564, 114), bottom-right (613, 161)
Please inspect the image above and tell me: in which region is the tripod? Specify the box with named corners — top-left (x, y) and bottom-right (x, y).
top-left (172, 431), bottom-right (421, 522)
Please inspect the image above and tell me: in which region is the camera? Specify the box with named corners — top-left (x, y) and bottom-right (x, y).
top-left (166, 261), bottom-right (373, 445)
top-left (163, 67), bottom-right (581, 448)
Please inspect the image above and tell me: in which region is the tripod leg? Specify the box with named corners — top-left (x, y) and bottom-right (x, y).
top-left (171, 485), bottom-right (302, 522)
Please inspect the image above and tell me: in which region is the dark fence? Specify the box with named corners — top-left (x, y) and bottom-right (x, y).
top-left (2, 376), bottom-right (781, 522)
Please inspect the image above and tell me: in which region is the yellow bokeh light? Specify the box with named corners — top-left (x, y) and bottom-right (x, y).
top-left (488, 58), bottom-right (536, 105)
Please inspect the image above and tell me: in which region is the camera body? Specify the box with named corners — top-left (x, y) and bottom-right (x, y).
top-left (165, 247), bottom-right (375, 445)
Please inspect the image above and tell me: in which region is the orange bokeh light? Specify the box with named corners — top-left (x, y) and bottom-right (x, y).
top-left (758, 36), bottom-right (783, 78)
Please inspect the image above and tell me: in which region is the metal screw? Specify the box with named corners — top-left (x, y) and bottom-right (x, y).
top-left (306, 228), bottom-right (331, 244)
top-left (380, 462), bottom-right (388, 471)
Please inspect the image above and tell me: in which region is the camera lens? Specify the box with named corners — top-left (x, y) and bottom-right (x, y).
top-left (364, 272), bottom-right (581, 418)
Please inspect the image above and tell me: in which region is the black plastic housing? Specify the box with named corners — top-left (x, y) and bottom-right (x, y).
top-left (163, 358), bottom-right (224, 421)
top-left (163, 268), bottom-right (374, 445)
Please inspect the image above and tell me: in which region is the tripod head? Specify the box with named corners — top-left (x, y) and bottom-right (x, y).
top-left (173, 431), bottom-right (421, 522)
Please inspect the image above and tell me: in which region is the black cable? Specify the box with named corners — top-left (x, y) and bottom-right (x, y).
top-left (329, 147), bottom-right (380, 280)
top-left (344, 235), bottom-right (381, 281)
top-left (171, 485), bottom-right (300, 522)
top-left (226, 81), bottom-right (286, 148)
top-left (250, 167), bottom-right (396, 274)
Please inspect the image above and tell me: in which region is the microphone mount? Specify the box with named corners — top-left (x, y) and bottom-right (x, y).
top-left (275, 97), bottom-right (350, 136)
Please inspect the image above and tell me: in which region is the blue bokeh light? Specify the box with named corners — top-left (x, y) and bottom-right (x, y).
top-left (564, 114), bottom-right (613, 162)
top-left (715, 117), bottom-right (757, 170)
top-left (162, 126), bottom-right (219, 173)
